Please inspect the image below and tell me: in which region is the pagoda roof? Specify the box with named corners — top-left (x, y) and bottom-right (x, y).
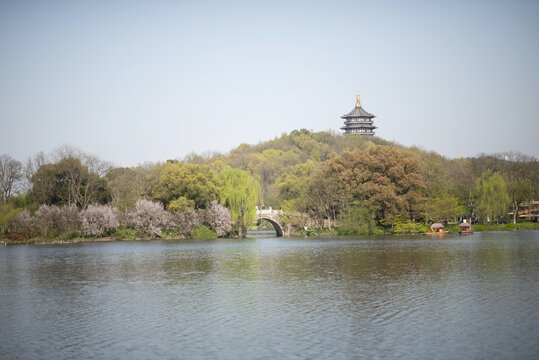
top-left (341, 106), bottom-right (375, 119)
top-left (341, 124), bottom-right (377, 130)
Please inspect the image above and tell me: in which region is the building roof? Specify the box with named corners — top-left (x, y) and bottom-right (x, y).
top-left (341, 106), bottom-right (375, 119)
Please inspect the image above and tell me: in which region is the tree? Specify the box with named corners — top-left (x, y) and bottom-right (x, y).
top-left (447, 158), bottom-right (476, 215)
top-left (495, 152), bottom-right (538, 223)
top-left (423, 193), bottom-right (464, 222)
top-left (219, 168), bottom-right (259, 237)
top-left (81, 204), bottom-right (120, 236)
top-left (302, 166), bottom-right (347, 230)
top-left (106, 163), bottom-right (163, 211)
top-left (0, 154), bottom-right (23, 203)
top-left (519, 178), bottom-right (536, 220)
top-left (204, 200), bottom-right (233, 236)
top-left (31, 204), bottom-right (81, 238)
top-left (472, 170), bottom-right (510, 224)
top-left (276, 160), bottom-right (317, 204)
top-left (151, 161), bottom-right (220, 210)
top-left (337, 206), bottom-right (378, 235)
top-left (176, 208), bottom-right (201, 238)
top-left (0, 203), bottom-right (20, 239)
top-left (30, 157), bottom-right (110, 208)
top-left (126, 199), bottom-right (176, 238)
top-left (324, 146), bottom-right (423, 224)
top-left (8, 209), bottom-right (32, 234)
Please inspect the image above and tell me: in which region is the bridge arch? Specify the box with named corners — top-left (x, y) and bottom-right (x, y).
top-left (257, 217), bottom-right (284, 237)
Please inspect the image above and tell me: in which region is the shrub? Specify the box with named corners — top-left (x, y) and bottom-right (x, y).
top-left (161, 229), bottom-right (180, 239)
top-left (113, 226), bottom-right (139, 240)
top-left (192, 224), bottom-right (217, 239)
top-left (81, 204), bottom-right (120, 236)
top-left (204, 200), bottom-right (233, 237)
top-left (391, 216), bottom-right (428, 233)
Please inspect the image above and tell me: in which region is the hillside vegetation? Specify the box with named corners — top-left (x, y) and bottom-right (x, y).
top-left (1, 130), bottom-right (538, 240)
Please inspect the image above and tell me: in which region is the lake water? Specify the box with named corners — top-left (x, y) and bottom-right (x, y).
top-left (1, 231), bottom-right (538, 359)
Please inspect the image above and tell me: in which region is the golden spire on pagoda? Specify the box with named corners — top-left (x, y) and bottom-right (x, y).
top-left (355, 89), bottom-right (361, 108)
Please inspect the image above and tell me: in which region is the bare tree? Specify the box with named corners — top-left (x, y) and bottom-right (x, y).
top-left (23, 151), bottom-right (48, 193)
top-left (53, 144), bottom-right (112, 177)
top-left (0, 154), bottom-right (23, 203)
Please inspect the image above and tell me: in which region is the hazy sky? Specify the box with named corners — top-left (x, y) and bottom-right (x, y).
top-left (1, 0), bottom-right (538, 166)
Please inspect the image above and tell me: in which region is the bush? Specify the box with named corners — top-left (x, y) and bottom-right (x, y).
top-left (515, 222), bottom-right (539, 230)
top-left (390, 216), bottom-right (428, 234)
top-left (81, 204), bottom-right (120, 236)
top-left (113, 226), bottom-right (139, 240)
top-left (161, 229), bottom-right (180, 239)
top-left (192, 224), bottom-right (217, 239)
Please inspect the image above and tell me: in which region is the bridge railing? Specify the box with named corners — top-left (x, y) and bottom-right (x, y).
top-left (255, 209), bottom-right (308, 218)
top-left (256, 209), bottom-right (283, 216)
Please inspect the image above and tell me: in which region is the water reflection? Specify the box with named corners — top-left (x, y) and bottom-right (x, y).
top-left (0, 232), bottom-right (538, 359)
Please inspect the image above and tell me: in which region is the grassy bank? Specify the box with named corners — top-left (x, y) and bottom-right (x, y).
top-left (464, 222), bottom-right (539, 232)
top-left (3, 222), bottom-right (538, 244)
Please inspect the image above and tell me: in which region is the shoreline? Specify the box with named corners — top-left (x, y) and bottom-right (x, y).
top-left (3, 227), bottom-right (539, 245)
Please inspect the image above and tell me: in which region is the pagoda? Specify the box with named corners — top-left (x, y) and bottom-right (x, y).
top-left (340, 90), bottom-right (376, 135)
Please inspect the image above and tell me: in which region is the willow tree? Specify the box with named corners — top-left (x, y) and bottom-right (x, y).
top-left (219, 168), bottom-right (259, 238)
top-left (473, 170), bottom-right (510, 224)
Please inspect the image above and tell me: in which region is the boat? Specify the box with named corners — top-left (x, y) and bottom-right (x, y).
top-left (459, 222), bottom-right (473, 235)
top-left (422, 223), bottom-right (448, 236)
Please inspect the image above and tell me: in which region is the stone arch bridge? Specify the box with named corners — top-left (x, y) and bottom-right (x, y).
top-left (255, 209), bottom-right (311, 237)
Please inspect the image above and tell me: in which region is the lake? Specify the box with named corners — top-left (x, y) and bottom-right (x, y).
top-left (1, 231), bottom-right (538, 359)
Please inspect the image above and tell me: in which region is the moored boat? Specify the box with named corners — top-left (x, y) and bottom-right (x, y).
top-left (459, 222), bottom-right (473, 235)
top-left (422, 223), bottom-right (448, 236)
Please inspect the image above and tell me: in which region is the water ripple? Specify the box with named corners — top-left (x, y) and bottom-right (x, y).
top-left (1, 232), bottom-right (538, 359)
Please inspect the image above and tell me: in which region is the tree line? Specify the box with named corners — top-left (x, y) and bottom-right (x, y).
top-left (1, 131), bottom-right (538, 241)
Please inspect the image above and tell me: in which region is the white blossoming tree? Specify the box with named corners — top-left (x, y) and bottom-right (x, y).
top-left (127, 199), bottom-right (176, 238)
top-left (81, 204), bottom-right (120, 236)
top-left (204, 200), bottom-right (233, 237)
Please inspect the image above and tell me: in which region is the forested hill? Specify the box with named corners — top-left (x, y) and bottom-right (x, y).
top-left (183, 129), bottom-right (537, 223)
top-left (184, 129), bottom-right (397, 207)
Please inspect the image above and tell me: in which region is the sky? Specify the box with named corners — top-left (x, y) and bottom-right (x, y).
top-left (1, 0), bottom-right (538, 167)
